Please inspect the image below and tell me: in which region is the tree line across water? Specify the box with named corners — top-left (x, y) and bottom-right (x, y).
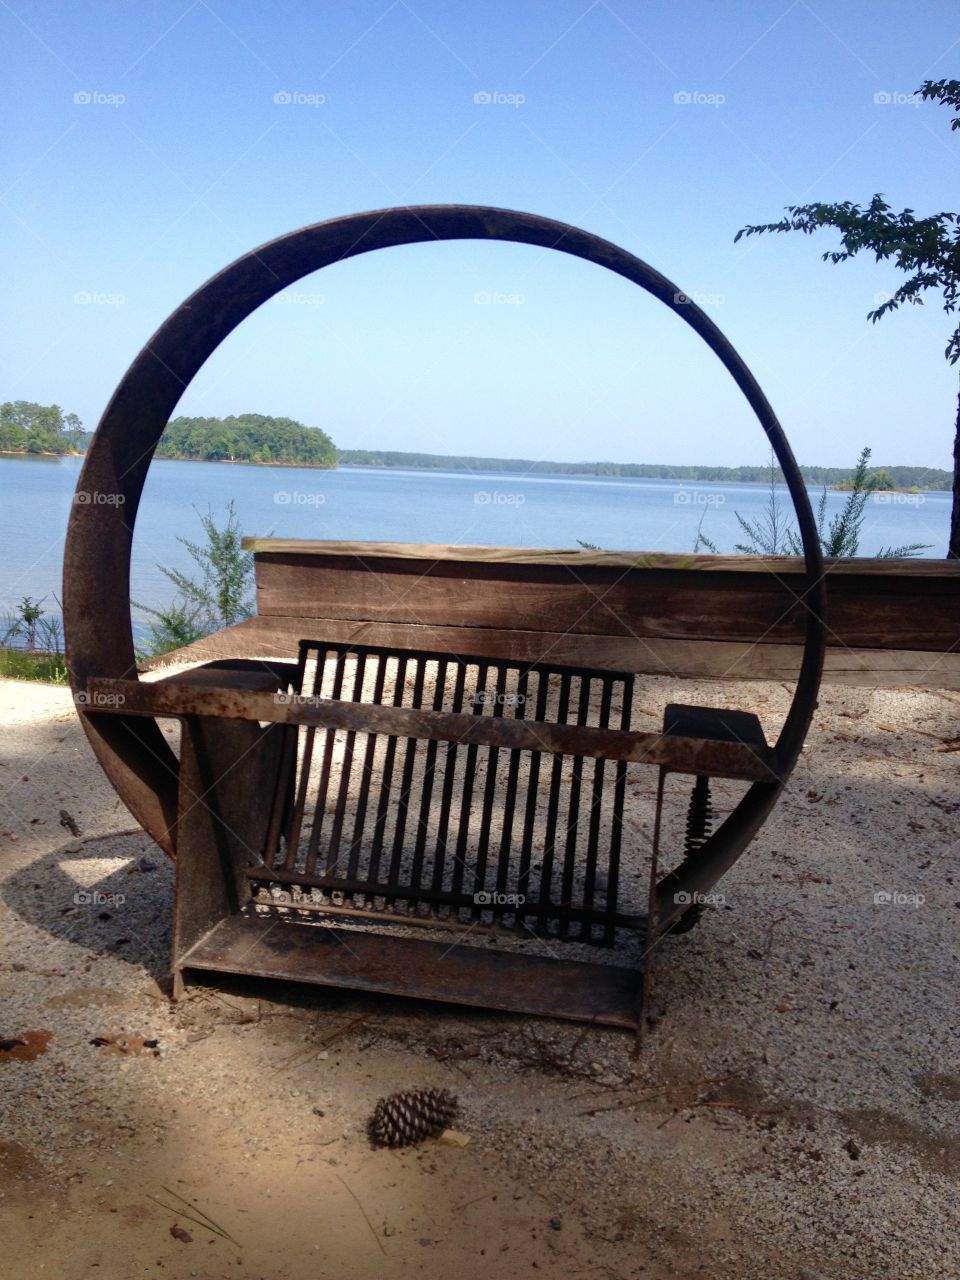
top-left (338, 450), bottom-right (951, 490)
top-left (0, 402), bottom-right (951, 490)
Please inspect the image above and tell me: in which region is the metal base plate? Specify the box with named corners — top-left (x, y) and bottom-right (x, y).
top-left (177, 913), bottom-right (643, 1029)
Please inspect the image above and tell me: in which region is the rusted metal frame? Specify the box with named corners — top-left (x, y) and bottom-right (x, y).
top-left (84, 677), bottom-right (784, 782)
top-left (245, 866), bottom-right (646, 932)
top-left (64, 206), bottom-right (825, 874)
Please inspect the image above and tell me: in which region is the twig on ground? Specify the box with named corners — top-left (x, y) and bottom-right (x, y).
top-left (148, 1185), bottom-right (240, 1245)
top-left (277, 1013), bottom-right (370, 1071)
top-left (333, 1174), bottom-right (387, 1256)
top-left (453, 1190), bottom-right (500, 1212)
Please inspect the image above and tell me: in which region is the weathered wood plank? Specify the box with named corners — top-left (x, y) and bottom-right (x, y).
top-left (141, 615), bottom-right (960, 689)
top-left (250, 552), bottom-right (958, 650)
top-left (86, 677), bottom-right (782, 782)
top-left (242, 539), bottom-right (960, 576)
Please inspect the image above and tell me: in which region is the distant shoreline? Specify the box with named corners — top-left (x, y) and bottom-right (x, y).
top-left (154, 455), bottom-right (336, 470)
top-left (1, 449), bottom-right (950, 491)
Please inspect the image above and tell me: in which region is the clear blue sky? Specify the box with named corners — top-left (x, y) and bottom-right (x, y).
top-left (2, 0), bottom-right (958, 471)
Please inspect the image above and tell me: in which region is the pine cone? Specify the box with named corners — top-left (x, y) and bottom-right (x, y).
top-left (369, 1088), bottom-right (458, 1148)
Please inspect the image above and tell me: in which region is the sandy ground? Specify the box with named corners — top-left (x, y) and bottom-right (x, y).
top-left (0, 671), bottom-right (958, 1280)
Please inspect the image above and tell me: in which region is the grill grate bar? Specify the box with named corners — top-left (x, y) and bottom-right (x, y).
top-left (581, 677), bottom-right (614, 942)
top-left (514, 668), bottom-right (550, 935)
top-left (387, 657), bottom-right (426, 891)
top-left (559, 676), bottom-right (593, 940)
top-left (450, 661), bottom-right (487, 903)
top-left (326, 650), bottom-right (368, 874)
top-left (604, 678), bottom-right (633, 945)
top-left (495, 666), bottom-right (529, 904)
top-left (471, 662), bottom-right (508, 917)
top-left (410, 658), bottom-right (450, 904)
top-left (432, 662), bottom-right (466, 899)
top-left (347, 658), bottom-right (388, 880)
top-left (366, 654), bottom-right (408, 885)
top-left (535, 670), bottom-right (571, 930)
top-left (304, 649), bottom-right (347, 877)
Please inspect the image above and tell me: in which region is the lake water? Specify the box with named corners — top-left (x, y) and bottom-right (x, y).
top-left (0, 454), bottom-right (950, 635)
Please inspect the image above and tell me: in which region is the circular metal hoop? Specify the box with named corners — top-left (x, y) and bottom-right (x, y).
top-left (64, 204), bottom-right (825, 876)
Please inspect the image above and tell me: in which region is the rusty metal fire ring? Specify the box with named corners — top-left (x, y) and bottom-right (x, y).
top-left (63, 205), bottom-right (826, 876)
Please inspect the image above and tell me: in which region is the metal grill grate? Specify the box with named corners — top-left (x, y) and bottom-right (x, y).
top-left (251, 641), bottom-right (639, 946)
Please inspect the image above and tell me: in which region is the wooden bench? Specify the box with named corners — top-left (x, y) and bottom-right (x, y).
top-left (150, 540), bottom-right (960, 691)
top-left (100, 536), bottom-right (957, 1033)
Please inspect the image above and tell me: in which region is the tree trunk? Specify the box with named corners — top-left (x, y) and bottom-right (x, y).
top-left (951, 384), bottom-right (960, 559)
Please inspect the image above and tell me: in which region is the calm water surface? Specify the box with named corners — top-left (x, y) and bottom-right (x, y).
top-left (0, 454), bottom-right (949, 630)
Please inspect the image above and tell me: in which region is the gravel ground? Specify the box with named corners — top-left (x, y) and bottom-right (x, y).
top-left (0, 671), bottom-right (957, 1280)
